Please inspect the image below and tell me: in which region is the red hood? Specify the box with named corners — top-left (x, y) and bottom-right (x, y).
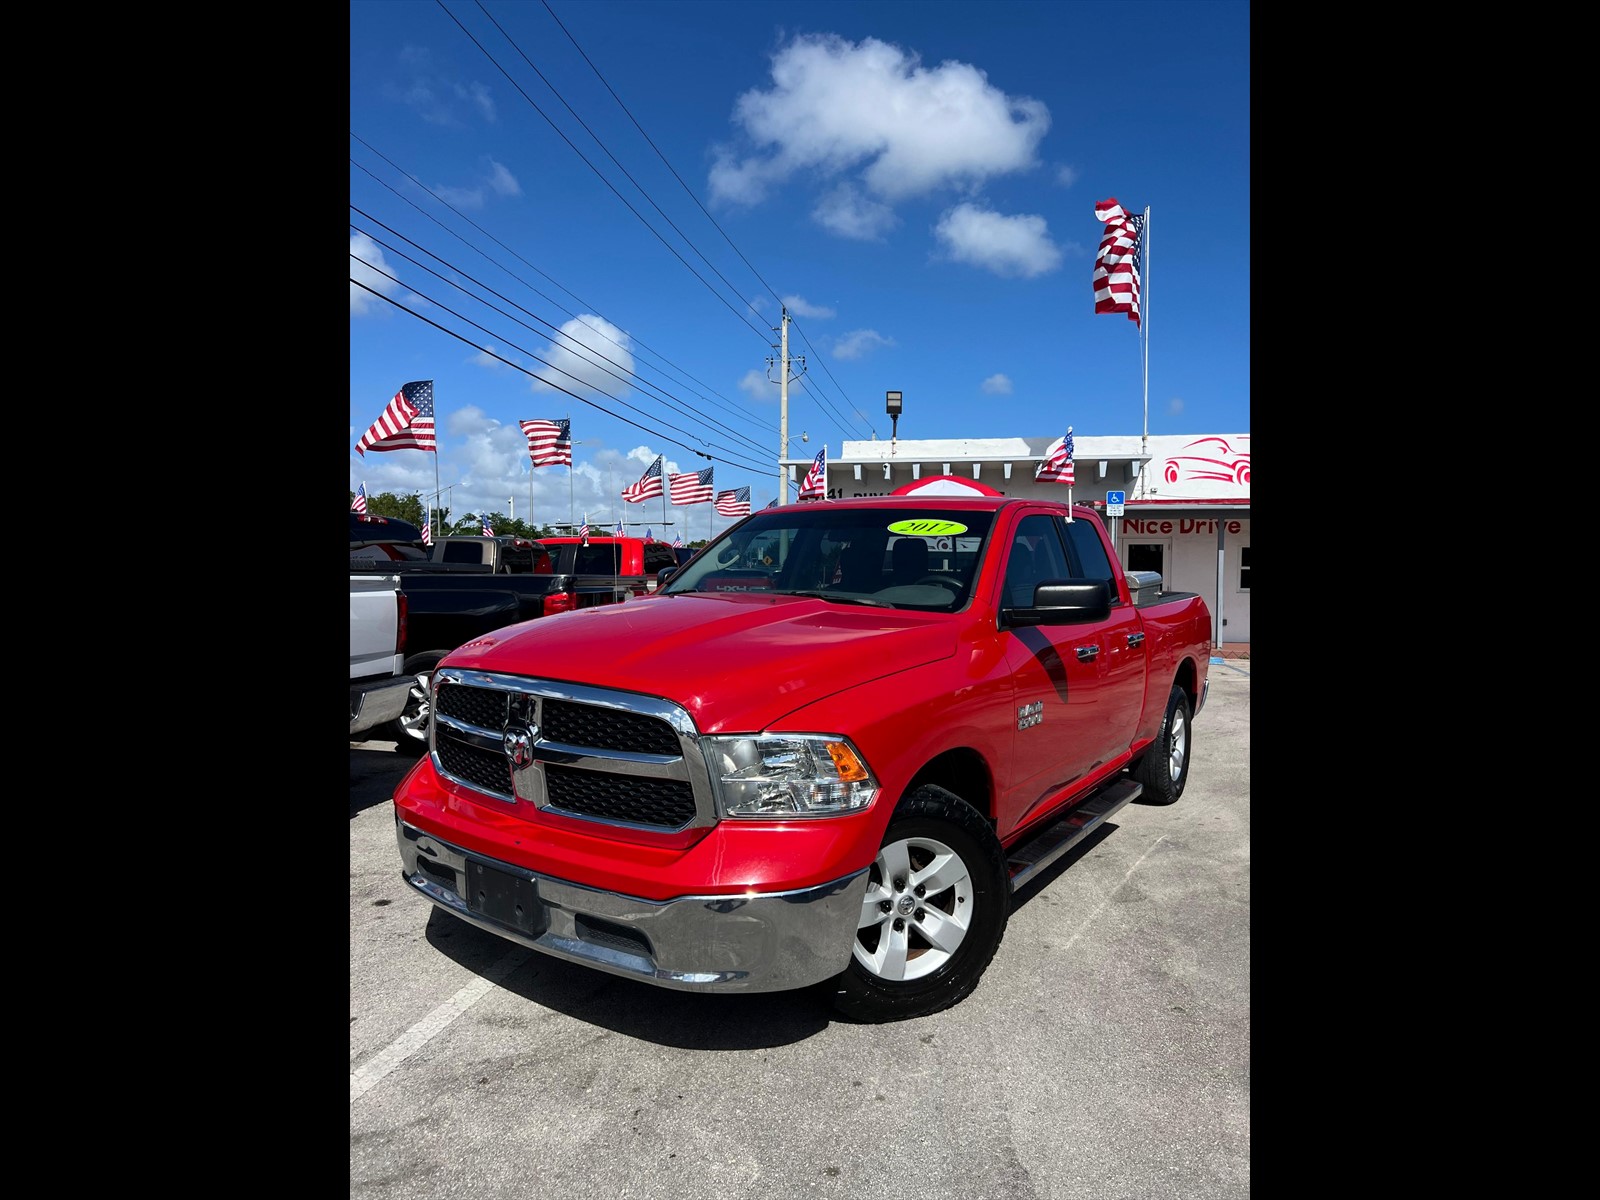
top-left (441, 592), bottom-right (956, 732)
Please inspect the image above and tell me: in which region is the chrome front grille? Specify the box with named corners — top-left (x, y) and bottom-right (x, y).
top-left (431, 669), bottom-right (715, 832)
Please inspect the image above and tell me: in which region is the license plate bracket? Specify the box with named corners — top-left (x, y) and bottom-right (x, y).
top-left (465, 860), bottom-right (546, 936)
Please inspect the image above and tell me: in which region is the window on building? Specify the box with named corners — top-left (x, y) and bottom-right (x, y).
top-left (1239, 546), bottom-right (1250, 592)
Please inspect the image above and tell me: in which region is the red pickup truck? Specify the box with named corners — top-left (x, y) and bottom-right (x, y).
top-left (532, 535), bottom-right (680, 596)
top-left (393, 495), bottom-right (1211, 1022)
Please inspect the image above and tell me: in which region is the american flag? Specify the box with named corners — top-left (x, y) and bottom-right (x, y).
top-left (645, 528), bottom-right (654, 541)
top-left (673, 532), bottom-right (683, 548)
top-left (356, 380), bottom-right (436, 455)
top-left (351, 482), bottom-right (367, 513)
top-left (420, 512), bottom-right (431, 546)
top-left (763, 496), bottom-right (780, 509)
top-left (670, 467), bottom-right (714, 506)
top-left (621, 455), bottom-right (664, 503)
top-left (578, 513), bottom-right (590, 543)
top-left (520, 418), bottom-right (572, 467)
top-left (481, 515), bottom-right (495, 536)
top-left (798, 447), bottom-right (827, 501)
top-left (615, 517), bottom-right (625, 536)
top-left (714, 486), bottom-right (751, 517)
top-left (1093, 199), bottom-right (1144, 328)
top-left (1036, 427), bottom-right (1076, 485)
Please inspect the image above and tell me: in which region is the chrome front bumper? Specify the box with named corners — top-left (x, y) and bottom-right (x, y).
top-left (396, 820), bottom-right (868, 993)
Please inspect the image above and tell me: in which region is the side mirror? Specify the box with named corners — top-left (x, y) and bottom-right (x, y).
top-left (657, 567), bottom-right (677, 587)
top-left (1000, 579), bottom-right (1111, 627)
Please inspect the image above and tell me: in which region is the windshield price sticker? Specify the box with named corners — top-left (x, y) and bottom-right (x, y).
top-left (887, 519), bottom-right (968, 536)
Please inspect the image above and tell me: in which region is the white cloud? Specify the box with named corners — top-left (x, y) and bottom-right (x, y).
top-left (981, 374), bottom-right (1013, 395)
top-left (486, 160), bottom-right (521, 197)
top-left (781, 295), bottom-right (836, 319)
top-left (531, 315), bottom-right (634, 397)
top-left (387, 47), bottom-right (496, 127)
top-left (350, 232), bottom-right (400, 316)
top-left (709, 34), bottom-right (1049, 208)
top-left (934, 203), bottom-right (1062, 278)
top-left (738, 368), bottom-right (771, 402)
top-left (1056, 165), bottom-right (1080, 188)
top-left (833, 329), bottom-right (895, 361)
top-left (1166, 396), bottom-right (1184, 416)
top-left (418, 159), bottom-right (522, 211)
top-left (463, 81), bottom-right (495, 123)
top-left (432, 183), bottom-right (487, 209)
top-left (812, 184), bottom-right (896, 240)
top-left (472, 345), bottom-right (519, 371)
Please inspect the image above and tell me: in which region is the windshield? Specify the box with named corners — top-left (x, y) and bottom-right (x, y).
top-left (659, 505), bottom-right (995, 612)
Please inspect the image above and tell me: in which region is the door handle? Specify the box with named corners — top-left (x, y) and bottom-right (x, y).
top-left (1127, 632), bottom-right (1145, 648)
top-left (1075, 645), bottom-right (1100, 662)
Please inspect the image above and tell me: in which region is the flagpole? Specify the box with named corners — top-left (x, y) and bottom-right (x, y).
top-left (1140, 205), bottom-right (1151, 499)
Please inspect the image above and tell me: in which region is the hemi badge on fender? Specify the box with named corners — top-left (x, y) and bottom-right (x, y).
top-left (1017, 701), bottom-right (1043, 730)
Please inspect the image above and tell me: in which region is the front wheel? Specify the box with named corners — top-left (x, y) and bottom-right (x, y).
top-left (1133, 684), bottom-right (1192, 805)
top-left (828, 785), bottom-right (1008, 1023)
top-left (383, 652), bottom-right (444, 756)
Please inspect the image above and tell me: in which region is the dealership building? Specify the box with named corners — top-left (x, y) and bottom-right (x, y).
top-left (781, 431), bottom-right (1251, 651)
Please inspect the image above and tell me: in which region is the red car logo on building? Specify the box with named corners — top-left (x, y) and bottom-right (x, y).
top-left (1163, 436), bottom-right (1250, 486)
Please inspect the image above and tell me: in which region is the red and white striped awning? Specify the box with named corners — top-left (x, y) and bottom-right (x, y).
top-left (890, 475), bottom-right (1004, 497)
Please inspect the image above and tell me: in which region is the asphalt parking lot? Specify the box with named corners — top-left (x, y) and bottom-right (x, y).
top-left (351, 658), bottom-right (1250, 1199)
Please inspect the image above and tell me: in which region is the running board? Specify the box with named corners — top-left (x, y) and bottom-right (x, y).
top-left (1005, 777), bottom-right (1143, 891)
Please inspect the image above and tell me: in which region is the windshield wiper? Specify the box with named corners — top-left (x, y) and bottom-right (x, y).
top-left (786, 589), bottom-right (892, 608)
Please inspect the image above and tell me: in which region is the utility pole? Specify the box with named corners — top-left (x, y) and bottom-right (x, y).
top-left (769, 306), bottom-right (806, 504)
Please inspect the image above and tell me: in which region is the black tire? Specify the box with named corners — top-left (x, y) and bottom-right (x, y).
top-left (382, 652), bottom-right (444, 756)
top-left (1133, 685), bottom-right (1192, 805)
top-left (829, 784), bottom-right (1009, 1023)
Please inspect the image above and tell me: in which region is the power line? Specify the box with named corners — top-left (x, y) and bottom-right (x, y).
top-left (349, 140), bottom-right (772, 441)
top-left (536, 0), bottom-right (876, 443)
top-left (352, 216), bottom-right (774, 460)
top-left (433, 0), bottom-right (773, 343)
top-left (351, 209), bottom-right (771, 458)
top-left (350, 275), bottom-right (776, 477)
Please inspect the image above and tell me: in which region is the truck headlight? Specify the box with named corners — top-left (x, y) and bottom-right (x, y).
top-left (703, 734), bottom-right (879, 817)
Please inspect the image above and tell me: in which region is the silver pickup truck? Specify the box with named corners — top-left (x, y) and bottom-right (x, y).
top-left (350, 572), bottom-right (413, 740)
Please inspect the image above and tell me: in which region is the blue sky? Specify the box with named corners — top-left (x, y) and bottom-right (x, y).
top-left (350, 0), bottom-right (1249, 536)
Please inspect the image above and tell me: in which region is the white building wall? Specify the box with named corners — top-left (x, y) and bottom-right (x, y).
top-left (1120, 514), bottom-right (1249, 643)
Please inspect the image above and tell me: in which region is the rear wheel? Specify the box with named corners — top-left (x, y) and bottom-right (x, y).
top-left (1134, 685), bottom-right (1192, 805)
top-left (383, 652), bottom-right (444, 755)
top-left (829, 785), bottom-right (1008, 1023)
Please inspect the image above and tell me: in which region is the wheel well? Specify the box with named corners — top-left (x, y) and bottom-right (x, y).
top-left (1174, 658), bottom-right (1199, 712)
top-left (904, 747), bottom-right (995, 827)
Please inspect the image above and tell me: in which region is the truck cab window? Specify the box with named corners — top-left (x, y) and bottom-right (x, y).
top-left (1062, 518), bottom-right (1117, 600)
top-left (1006, 514), bottom-right (1060, 606)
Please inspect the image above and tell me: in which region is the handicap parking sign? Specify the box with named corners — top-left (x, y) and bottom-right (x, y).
top-left (1106, 490), bottom-right (1125, 516)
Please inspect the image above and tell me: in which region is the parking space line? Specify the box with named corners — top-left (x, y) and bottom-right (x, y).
top-left (1058, 835), bottom-right (1167, 952)
top-left (351, 947), bottom-right (533, 1103)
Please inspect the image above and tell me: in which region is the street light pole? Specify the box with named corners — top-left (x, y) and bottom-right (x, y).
top-left (778, 308), bottom-right (790, 505)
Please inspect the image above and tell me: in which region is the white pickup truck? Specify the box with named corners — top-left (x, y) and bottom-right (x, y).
top-left (350, 572), bottom-right (413, 741)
